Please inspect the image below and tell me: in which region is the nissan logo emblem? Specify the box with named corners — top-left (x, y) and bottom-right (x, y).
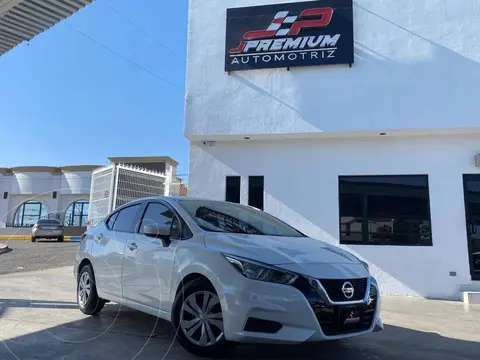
top-left (341, 281), bottom-right (355, 299)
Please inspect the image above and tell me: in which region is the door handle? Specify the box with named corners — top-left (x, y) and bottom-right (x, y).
top-left (94, 233), bottom-right (103, 242)
top-left (127, 242), bottom-right (138, 251)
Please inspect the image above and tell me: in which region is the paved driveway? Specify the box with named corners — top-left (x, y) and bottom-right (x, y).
top-left (0, 240), bottom-right (78, 275)
top-left (0, 267), bottom-right (478, 360)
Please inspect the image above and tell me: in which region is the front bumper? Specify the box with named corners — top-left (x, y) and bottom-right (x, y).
top-left (217, 274), bottom-right (383, 343)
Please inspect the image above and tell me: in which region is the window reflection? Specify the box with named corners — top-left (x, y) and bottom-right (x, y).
top-left (339, 176), bottom-right (432, 246)
top-left (64, 200), bottom-right (89, 227)
top-left (13, 201), bottom-right (47, 227)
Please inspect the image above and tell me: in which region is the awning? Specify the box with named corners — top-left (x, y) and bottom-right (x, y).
top-left (0, 0), bottom-right (93, 56)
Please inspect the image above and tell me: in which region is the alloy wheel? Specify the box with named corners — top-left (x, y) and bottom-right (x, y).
top-left (78, 271), bottom-right (91, 307)
top-left (179, 291), bottom-right (224, 347)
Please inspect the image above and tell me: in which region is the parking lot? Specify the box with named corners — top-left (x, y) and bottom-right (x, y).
top-left (0, 261), bottom-right (478, 360)
top-left (0, 240), bottom-right (78, 275)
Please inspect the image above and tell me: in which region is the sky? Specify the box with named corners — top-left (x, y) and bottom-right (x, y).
top-left (0, 0), bottom-right (189, 175)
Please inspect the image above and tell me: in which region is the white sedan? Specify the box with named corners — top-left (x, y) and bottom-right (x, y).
top-left (75, 197), bottom-right (383, 357)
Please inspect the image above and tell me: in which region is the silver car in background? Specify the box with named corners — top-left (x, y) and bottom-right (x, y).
top-left (31, 219), bottom-right (64, 242)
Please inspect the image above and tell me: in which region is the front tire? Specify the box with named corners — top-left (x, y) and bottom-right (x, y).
top-left (77, 264), bottom-right (105, 315)
top-left (172, 278), bottom-right (229, 357)
top-left (57, 236), bottom-right (64, 242)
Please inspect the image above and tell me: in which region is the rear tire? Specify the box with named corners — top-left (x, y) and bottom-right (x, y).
top-left (31, 237), bottom-right (36, 242)
top-left (172, 278), bottom-right (230, 358)
top-left (57, 236), bottom-right (64, 242)
top-left (77, 264), bottom-right (105, 316)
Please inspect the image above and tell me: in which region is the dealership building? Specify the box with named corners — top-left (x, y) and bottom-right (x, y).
top-left (185, 0), bottom-right (480, 300)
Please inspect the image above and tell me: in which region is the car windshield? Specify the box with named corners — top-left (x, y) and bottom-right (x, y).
top-left (178, 200), bottom-right (305, 237)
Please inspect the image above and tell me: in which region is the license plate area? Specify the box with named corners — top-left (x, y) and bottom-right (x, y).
top-left (341, 306), bottom-right (362, 324)
top-left (338, 305), bottom-right (366, 328)
top-left (312, 301), bottom-right (375, 336)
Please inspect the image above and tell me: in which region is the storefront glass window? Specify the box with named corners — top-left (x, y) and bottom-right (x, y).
top-left (13, 201), bottom-right (47, 227)
top-left (64, 200), bottom-right (89, 227)
top-left (339, 175), bottom-right (432, 246)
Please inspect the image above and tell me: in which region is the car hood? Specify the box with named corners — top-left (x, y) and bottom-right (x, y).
top-left (203, 233), bottom-right (363, 267)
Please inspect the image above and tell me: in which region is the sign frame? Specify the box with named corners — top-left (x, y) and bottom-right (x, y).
top-left (225, 0), bottom-right (354, 72)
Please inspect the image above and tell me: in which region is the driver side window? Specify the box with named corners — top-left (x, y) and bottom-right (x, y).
top-left (140, 203), bottom-right (181, 239)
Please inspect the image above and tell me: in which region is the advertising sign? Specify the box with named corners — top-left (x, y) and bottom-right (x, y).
top-left (225, 0), bottom-right (354, 72)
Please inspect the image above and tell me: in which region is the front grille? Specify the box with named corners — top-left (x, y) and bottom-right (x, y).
top-left (310, 284), bottom-right (377, 336)
top-left (319, 278), bottom-right (367, 302)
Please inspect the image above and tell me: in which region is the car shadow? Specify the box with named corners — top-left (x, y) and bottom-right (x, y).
top-left (0, 303), bottom-right (478, 360)
top-left (33, 240), bottom-right (65, 243)
top-left (0, 298), bottom-right (79, 310)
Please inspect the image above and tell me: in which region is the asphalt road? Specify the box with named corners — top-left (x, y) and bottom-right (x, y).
top-left (0, 240), bottom-right (78, 275)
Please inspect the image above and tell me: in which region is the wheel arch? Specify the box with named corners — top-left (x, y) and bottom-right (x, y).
top-left (171, 267), bottom-right (224, 312)
top-left (175, 272), bottom-right (213, 296)
top-left (77, 258), bottom-right (92, 278)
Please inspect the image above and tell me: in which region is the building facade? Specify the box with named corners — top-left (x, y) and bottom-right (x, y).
top-left (185, 0), bottom-right (480, 299)
top-left (0, 166), bottom-right (98, 228)
top-left (0, 156), bottom-right (184, 231)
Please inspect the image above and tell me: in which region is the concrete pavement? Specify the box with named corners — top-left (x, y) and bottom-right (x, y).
top-left (0, 240), bottom-right (78, 275)
top-left (0, 266), bottom-right (479, 360)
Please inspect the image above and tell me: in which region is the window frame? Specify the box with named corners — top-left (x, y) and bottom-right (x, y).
top-left (64, 200), bottom-right (89, 227)
top-left (338, 174), bottom-right (433, 246)
top-left (105, 211), bottom-right (119, 230)
top-left (13, 201), bottom-right (46, 227)
top-left (110, 203), bottom-right (143, 234)
top-left (137, 200), bottom-right (192, 240)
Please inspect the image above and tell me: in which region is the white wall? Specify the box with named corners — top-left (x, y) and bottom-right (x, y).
top-left (189, 134), bottom-right (480, 300)
top-left (185, 0), bottom-right (480, 138)
top-left (60, 172), bottom-right (93, 194)
top-left (10, 172), bottom-right (60, 195)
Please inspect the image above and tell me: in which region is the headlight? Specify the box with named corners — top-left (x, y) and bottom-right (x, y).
top-left (223, 254), bottom-right (298, 285)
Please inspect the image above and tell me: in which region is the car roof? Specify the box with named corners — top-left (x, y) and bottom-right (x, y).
top-left (113, 196), bottom-right (231, 211)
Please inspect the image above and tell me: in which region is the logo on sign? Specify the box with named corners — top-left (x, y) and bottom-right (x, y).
top-left (230, 8), bottom-right (336, 56)
top-left (225, 1), bottom-right (354, 72)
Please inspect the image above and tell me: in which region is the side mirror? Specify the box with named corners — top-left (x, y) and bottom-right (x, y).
top-left (143, 224), bottom-right (172, 247)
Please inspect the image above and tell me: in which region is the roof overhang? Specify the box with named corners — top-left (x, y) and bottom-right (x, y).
top-left (0, 0), bottom-right (93, 56)
top-left (0, 165), bottom-right (101, 175)
top-left (108, 156), bottom-right (180, 167)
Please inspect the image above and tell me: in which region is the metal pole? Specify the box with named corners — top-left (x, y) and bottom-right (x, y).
top-left (110, 165), bottom-right (119, 212)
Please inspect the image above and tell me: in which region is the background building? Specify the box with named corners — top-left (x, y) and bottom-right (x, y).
top-left (185, 0), bottom-right (480, 300)
top-left (0, 166), bottom-right (97, 229)
top-left (0, 156), bottom-right (184, 235)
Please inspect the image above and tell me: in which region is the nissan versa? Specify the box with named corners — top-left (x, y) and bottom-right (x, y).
top-left (75, 197), bottom-right (382, 357)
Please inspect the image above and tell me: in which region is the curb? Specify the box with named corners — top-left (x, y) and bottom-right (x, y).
top-left (0, 235), bottom-right (81, 242)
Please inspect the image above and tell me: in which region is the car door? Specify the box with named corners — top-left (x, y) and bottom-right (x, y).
top-left (121, 201), bottom-right (183, 312)
top-left (92, 203), bottom-right (142, 299)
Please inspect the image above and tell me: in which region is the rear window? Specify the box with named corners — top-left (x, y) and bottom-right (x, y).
top-left (37, 219), bottom-right (60, 225)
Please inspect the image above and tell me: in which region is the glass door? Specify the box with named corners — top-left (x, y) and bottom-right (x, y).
top-left (463, 175), bottom-right (480, 280)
